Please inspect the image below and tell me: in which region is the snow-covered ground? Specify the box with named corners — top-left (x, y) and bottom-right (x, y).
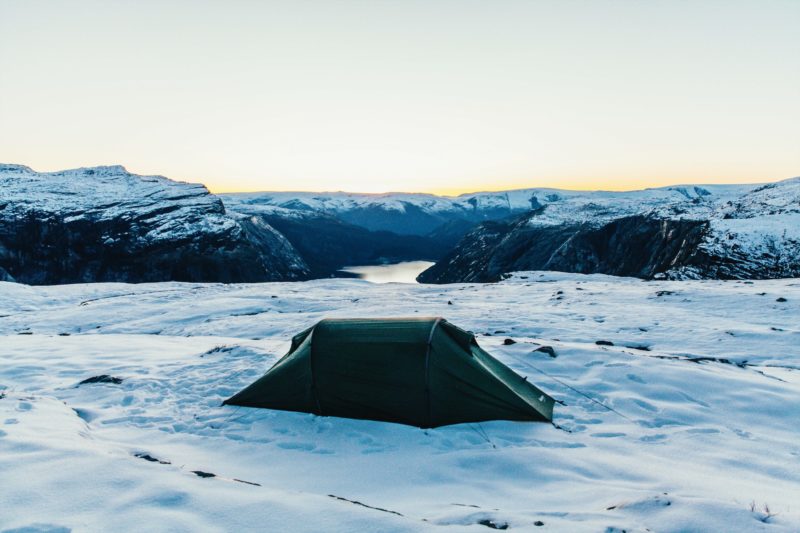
top-left (1, 273), bottom-right (798, 532)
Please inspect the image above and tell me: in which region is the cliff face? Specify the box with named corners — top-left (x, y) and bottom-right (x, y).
top-left (418, 216), bottom-right (710, 283)
top-left (0, 164), bottom-right (309, 284)
top-left (418, 178), bottom-right (800, 284)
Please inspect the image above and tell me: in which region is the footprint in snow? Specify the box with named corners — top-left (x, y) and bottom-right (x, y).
top-left (1, 524), bottom-right (72, 533)
top-left (640, 434), bottom-right (667, 443)
top-left (276, 441), bottom-right (316, 451)
top-left (686, 428), bottom-right (720, 435)
top-left (590, 432), bottom-right (626, 438)
top-left (731, 428), bottom-right (753, 439)
top-left (16, 401), bottom-right (32, 412)
top-left (631, 399), bottom-right (658, 412)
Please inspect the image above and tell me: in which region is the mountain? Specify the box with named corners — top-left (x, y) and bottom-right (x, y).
top-left (418, 179), bottom-right (800, 283)
top-left (256, 212), bottom-right (446, 278)
top-left (3, 164), bottom-right (797, 285)
top-left (0, 164), bottom-right (309, 284)
top-left (219, 189), bottom-right (555, 275)
top-left (220, 191), bottom-right (505, 275)
top-left (219, 189), bottom-right (541, 235)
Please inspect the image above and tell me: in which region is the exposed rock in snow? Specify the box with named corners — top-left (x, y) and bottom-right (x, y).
top-left (0, 164), bottom-right (309, 284)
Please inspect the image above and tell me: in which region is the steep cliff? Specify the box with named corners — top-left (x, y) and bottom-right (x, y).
top-left (0, 164), bottom-right (309, 284)
top-left (419, 178), bottom-right (800, 283)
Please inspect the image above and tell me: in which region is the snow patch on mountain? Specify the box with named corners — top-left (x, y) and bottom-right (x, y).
top-left (0, 164), bottom-right (238, 242)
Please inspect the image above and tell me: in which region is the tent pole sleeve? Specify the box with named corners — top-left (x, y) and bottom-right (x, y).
top-left (308, 328), bottom-right (323, 415)
top-left (424, 318), bottom-right (441, 428)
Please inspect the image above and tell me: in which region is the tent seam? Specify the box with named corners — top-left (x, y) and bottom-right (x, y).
top-left (308, 326), bottom-right (323, 416)
top-left (424, 318), bottom-right (441, 428)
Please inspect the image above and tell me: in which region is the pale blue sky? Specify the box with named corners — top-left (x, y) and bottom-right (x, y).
top-left (1, 0), bottom-right (798, 193)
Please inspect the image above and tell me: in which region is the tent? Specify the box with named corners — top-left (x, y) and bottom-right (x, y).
top-left (224, 317), bottom-right (554, 428)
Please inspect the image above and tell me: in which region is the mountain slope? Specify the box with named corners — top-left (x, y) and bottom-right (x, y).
top-left (419, 178), bottom-right (800, 283)
top-left (259, 212), bottom-right (447, 278)
top-left (220, 190), bottom-right (540, 235)
top-left (0, 164), bottom-right (309, 284)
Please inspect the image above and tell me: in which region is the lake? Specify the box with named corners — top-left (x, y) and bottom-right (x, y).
top-left (339, 261), bottom-right (434, 284)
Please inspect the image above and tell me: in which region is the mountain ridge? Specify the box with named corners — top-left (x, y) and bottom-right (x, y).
top-left (2, 163), bottom-right (798, 285)
top-left (0, 164), bottom-right (309, 284)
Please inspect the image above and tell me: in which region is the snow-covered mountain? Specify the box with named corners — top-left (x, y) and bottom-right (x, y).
top-left (2, 163), bottom-right (797, 285)
top-left (220, 184), bottom-right (750, 234)
top-left (220, 190), bottom-right (539, 235)
top-left (0, 164), bottom-right (309, 284)
top-left (418, 178), bottom-right (800, 283)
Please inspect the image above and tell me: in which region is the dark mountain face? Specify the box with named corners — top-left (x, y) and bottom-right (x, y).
top-left (417, 215), bottom-right (712, 283)
top-left (0, 213), bottom-right (308, 284)
top-left (0, 165), bottom-right (309, 284)
top-left (419, 178), bottom-right (800, 284)
top-left (261, 213), bottom-right (453, 278)
top-left (334, 203), bottom-right (455, 235)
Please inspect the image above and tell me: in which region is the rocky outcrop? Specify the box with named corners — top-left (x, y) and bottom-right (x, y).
top-left (418, 216), bottom-right (710, 283)
top-left (419, 178), bottom-right (800, 283)
top-left (0, 164), bottom-right (309, 284)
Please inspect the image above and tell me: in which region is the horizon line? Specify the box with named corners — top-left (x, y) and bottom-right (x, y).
top-left (3, 161), bottom-right (796, 197)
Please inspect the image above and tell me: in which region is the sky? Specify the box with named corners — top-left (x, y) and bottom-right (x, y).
top-left (1, 1), bottom-right (798, 195)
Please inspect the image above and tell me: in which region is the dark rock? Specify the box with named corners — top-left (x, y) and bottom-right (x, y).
top-left (418, 215), bottom-right (714, 283)
top-left (626, 345), bottom-right (651, 351)
top-left (534, 346), bottom-right (557, 358)
top-left (595, 340), bottom-right (614, 346)
top-left (478, 519), bottom-right (509, 530)
top-left (233, 478), bottom-right (262, 486)
top-left (191, 470), bottom-right (216, 478)
top-left (134, 452), bottom-right (171, 464)
top-left (776, 297), bottom-right (787, 302)
top-left (78, 375), bottom-right (123, 385)
top-left (503, 338), bottom-right (517, 345)
top-left (534, 521), bottom-right (544, 527)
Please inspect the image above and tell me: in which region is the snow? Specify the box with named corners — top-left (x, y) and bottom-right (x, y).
top-left (1, 274), bottom-right (799, 531)
top-left (221, 191), bottom-right (467, 217)
top-left (219, 182), bottom-right (763, 222)
top-left (0, 164), bottom-right (238, 242)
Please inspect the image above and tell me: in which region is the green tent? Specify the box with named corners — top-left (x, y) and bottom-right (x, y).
top-left (224, 317), bottom-right (554, 428)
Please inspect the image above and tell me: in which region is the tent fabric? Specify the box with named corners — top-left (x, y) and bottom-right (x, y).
top-left (224, 317), bottom-right (554, 428)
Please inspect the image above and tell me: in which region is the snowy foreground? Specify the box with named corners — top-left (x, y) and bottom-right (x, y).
top-left (1, 273), bottom-right (799, 532)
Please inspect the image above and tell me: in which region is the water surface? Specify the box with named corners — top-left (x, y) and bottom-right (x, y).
top-left (339, 261), bottom-right (434, 284)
